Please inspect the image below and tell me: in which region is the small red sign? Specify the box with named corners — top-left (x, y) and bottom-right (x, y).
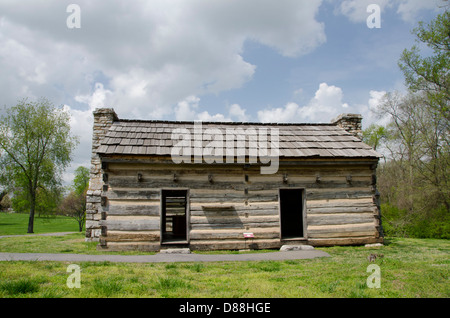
top-left (243, 232), bottom-right (254, 238)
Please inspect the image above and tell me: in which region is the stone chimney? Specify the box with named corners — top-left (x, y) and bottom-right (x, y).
top-left (332, 113), bottom-right (363, 140)
top-left (85, 108), bottom-right (118, 242)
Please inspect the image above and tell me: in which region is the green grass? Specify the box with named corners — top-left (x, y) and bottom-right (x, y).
top-left (0, 232), bottom-right (100, 254)
top-left (0, 278), bottom-right (41, 296)
top-left (0, 212), bottom-right (448, 298)
top-left (0, 237), bottom-right (448, 298)
top-left (0, 212), bottom-right (79, 235)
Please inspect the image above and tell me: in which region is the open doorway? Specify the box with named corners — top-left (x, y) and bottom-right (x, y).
top-left (279, 188), bottom-right (305, 239)
top-left (161, 189), bottom-right (188, 244)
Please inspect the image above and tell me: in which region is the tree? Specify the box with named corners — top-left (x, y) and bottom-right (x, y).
top-left (72, 166), bottom-right (90, 195)
top-left (362, 123), bottom-right (388, 151)
top-left (0, 190), bottom-right (7, 206)
top-left (396, 10), bottom-right (449, 212)
top-left (371, 8), bottom-right (450, 238)
top-left (398, 11), bottom-right (449, 120)
top-left (0, 191), bottom-right (11, 212)
top-left (11, 185), bottom-right (63, 217)
top-left (59, 166), bottom-right (89, 232)
top-left (0, 98), bottom-right (78, 233)
top-left (59, 191), bottom-right (86, 232)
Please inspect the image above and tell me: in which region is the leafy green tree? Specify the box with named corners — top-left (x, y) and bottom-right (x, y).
top-left (11, 185), bottom-right (63, 217)
top-left (398, 11), bottom-right (449, 120)
top-left (362, 123), bottom-right (388, 151)
top-left (72, 166), bottom-right (90, 195)
top-left (373, 8), bottom-right (449, 238)
top-left (396, 10), bottom-right (449, 213)
top-left (59, 166), bottom-right (89, 232)
top-left (0, 98), bottom-right (78, 233)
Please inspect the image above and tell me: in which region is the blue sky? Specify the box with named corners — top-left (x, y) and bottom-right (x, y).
top-left (0, 0), bottom-right (446, 182)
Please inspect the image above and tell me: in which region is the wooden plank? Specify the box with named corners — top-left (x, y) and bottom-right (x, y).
top-left (100, 218), bottom-right (160, 231)
top-left (237, 180), bottom-right (372, 190)
top-left (101, 242), bottom-right (160, 252)
top-left (189, 239), bottom-right (281, 251)
top-left (307, 206), bottom-right (378, 214)
top-left (308, 237), bottom-right (383, 247)
top-left (191, 201), bottom-right (278, 208)
top-left (107, 204), bottom-right (159, 216)
top-left (308, 230), bottom-right (377, 238)
top-left (307, 223), bottom-right (376, 238)
top-left (305, 189), bottom-right (373, 201)
top-left (190, 228), bottom-right (279, 240)
top-left (106, 189), bottom-right (160, 200)
top-left (109, 178), bottom-right (239, 190)
top-left (306, 198), bottom-right (373, 208)
top-left (106, 230), bottom-right (160, 242)
top-left (190, 191), bottom-right (279, 201)
top-left (307, 213), bottom-right (375, 226)
top-left (190, 195), bottom-right (278, 203)
top-left (191, 222), bottom-right (278, 230)
top-left (190, 208), bottom-right (277, 217)
top-left (190, 215), bottom-right (279, 225)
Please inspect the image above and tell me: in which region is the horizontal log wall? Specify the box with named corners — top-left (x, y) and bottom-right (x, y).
top-left (99, 161), bottom-right (382, 251)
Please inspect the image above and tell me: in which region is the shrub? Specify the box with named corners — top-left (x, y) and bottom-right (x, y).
top-left (381, 203), bottom-right (450, 239)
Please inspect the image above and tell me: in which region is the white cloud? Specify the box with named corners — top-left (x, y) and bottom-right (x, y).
top-left (60, 104), bottom-right (94, 185)
top-left (396, 0), bottom-right (445, 22)
top-left (368, 90), bottom-right (386, 113)
top-left (197, 111), bottom-right (230, 122)
top-left (75, 83), bottom-right (112, 109)
top-left (257, 102), bottom-right (301, 123)
top-left (337, 0), bottom-right (390, 23)
top-left (174, 96), bottom-right (249, 122)
top-left (337, 0), bottom-right (445, 23)
top-left (174, 95), bottom-right (200, 121)
top-left (257, 83), bottom-right (350, 123)
top-left (0, 0), bottom-right (326, 121)
top-left (365, 90), bottom-right (390, 126)
top-left (229, 104), bottom-right (249, 122)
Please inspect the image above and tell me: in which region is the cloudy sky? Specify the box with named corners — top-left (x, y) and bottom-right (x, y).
top-left (0, 0), bottom-right (446, 183)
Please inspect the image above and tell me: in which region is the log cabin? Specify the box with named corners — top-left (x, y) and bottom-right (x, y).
top-left (85, 108), bottom-right (383, 251)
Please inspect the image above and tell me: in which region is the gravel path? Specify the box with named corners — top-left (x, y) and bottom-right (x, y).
top-left (0, 250), bottom-right (330, 263)
top-left (0, 232), bottom-right (330, 263)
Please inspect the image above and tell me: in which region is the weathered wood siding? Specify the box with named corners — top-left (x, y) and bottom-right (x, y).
top-left (98, 160), bottom-right (382, 251)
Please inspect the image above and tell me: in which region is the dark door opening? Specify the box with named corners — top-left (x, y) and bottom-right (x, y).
top-left (279, 188), bottom-right (304, 239)
top-left (161, 189), bottom-right (188, 244)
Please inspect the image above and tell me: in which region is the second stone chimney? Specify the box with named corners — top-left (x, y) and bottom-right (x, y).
top-left (332, 113), bottom-right (363, 140)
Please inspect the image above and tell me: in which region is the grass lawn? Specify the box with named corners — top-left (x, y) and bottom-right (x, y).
top-left (0, 212), bottom-right (79, 235)
top-left (0, 211), bottom-right (448, 298)
top-left (0, 232), bottom-right (448, 298)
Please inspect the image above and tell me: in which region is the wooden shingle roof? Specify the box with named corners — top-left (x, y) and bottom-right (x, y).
top-left (96, 119), bottom-right (381, 159)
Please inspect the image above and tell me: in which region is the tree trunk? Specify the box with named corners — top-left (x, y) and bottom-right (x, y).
top-left (27, 206), bottom-right (35, 233)
top-left (27, 190), bottom-right (36, 233)
top-left (0, 190), bottom-right (7, 202)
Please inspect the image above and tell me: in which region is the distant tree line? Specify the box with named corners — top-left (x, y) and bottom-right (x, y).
top-left (363, 10), bottom-right (449, 238)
